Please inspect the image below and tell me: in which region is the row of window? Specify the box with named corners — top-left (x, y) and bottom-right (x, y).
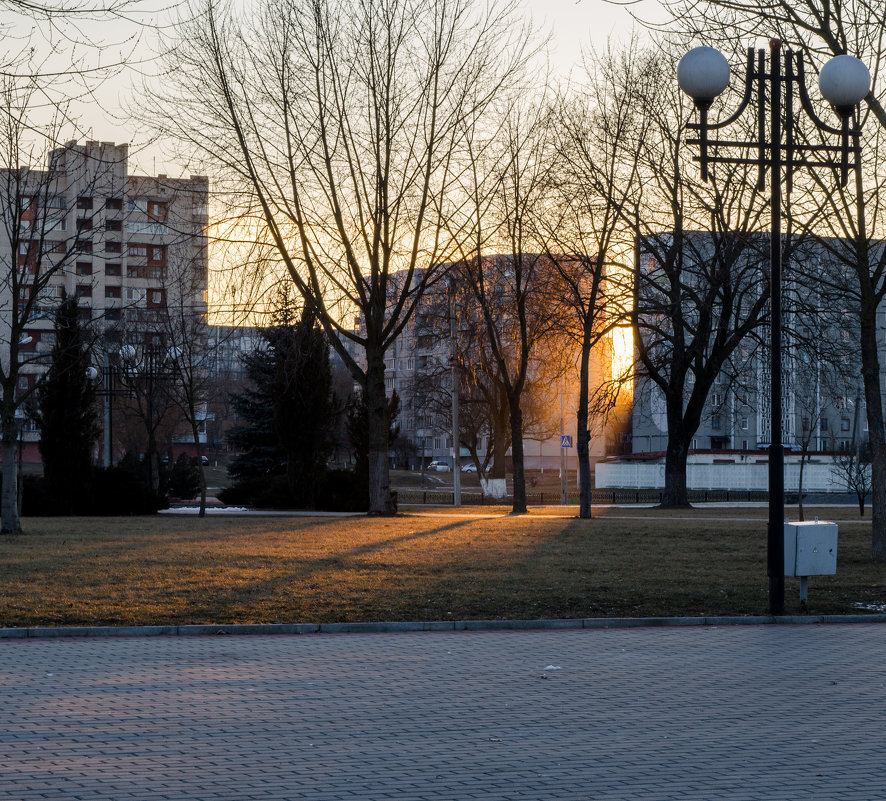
top-left (19, 239), bottom-right (166, 258)
top-left (76, 196), bottom-right (167, 220)
top-left (18, 285), bottom-right (165, 305)
top-left (710, 415), bottom-right (859, 433)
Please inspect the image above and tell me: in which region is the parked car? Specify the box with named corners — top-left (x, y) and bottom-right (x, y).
top-left (460, 462), bottom-right (478, 472)
top-left (427, 460), bottom-right (450, 472)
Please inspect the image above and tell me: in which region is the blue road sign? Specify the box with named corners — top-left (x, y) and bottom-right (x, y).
top-left (560, 435), bottom-right (572, 448)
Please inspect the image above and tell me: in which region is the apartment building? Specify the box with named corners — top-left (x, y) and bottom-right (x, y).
top-left (342, 262), bottom-right (623, 472)
top-left (5, 140), bottom-right (209, 462)
top-left (630, 233), bottom-right (876, 458)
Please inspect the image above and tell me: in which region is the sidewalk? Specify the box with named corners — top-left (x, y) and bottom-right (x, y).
top-left (2, 622), bottom-right (885, 799)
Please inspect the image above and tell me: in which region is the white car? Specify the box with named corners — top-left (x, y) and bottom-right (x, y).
top-left (427, 460), bottom-right (450, 472)
top-left (460, 463), bottom-right (478, 472)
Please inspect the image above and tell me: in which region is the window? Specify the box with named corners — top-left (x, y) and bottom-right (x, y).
top-left (105, 262), bottom-right (121, 276)
top-left (148, 201), bottom-right (168, 221)
top-left (104, 308), bottom-right (121, 321)
top-left (712, 415), bottom-right (722, 430)
top-left (76, 218), bottom-right (92, 231)
top-left (75, 284), bottom-right (92, 298)
top-left (148, 289), bottom-right (165, 307)
top-left (193, 200), bottom-right (207, 217)
top-left (128, 264), bottom-right (166, 280)
top-left (802, 418), bottom-right (809, 432)
top-left (75, 262), bottom-right (92, 276)
top-left (105, 286), bottom-right (121, 299)
top-left (105, 219), bottom-right (122, 231)
top-left (75, 240), bottom-right (92, 254)
top-left (105, 197), bottom-right (122, 211)
top-left (127, 287), bottom-right (146, 303)
top-left (127, 243), bottom-right (147, 258)
top-left (76, 196), bottom-right (93, 210)
top-left (127, 198), bottom-right (148, 213)
top-left (841, 417), bottom-right (851, 431)
top-left (105, 241), bottom-right (121, 254)
top-left (820, 418), bottom-right (828, 432)
top-left (148, 245), bottom-right (166, 264)
top-left (740, 416), bottom-right (749, 431)
top-left (18, 242), bottom-right (29, 255)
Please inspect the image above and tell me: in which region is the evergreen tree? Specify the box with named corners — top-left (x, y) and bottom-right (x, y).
top-left (228, 305), bottom-right (335, 507)
top-left (34, 296), bottom-right (100, 514)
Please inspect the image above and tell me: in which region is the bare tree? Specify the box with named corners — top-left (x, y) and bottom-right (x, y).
top-left (832, 445), bottom-right (872, 516)
top-left (543, 42), bottom-right (648, 517)
top-left (660, 0), bottom-right (886, 554)
top-left (580, 45), bottom-right (770, 507)
top-left (151, 0), bottom-right (531, 514)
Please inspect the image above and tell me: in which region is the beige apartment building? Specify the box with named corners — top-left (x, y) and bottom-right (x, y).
top-left (6, 140), bottom-right (209, 462)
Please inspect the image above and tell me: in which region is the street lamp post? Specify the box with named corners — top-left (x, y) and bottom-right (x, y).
top-left (448, 278), bottom-right (461, 506)
top-left (678, 41), bottom-right (869, 615)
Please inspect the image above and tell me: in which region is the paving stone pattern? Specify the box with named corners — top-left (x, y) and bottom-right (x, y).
top-left (1, 624), bottom-right (885, 800)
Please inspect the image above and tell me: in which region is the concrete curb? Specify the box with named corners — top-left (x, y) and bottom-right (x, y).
top-left (2, 614), bottom-right (886, 639)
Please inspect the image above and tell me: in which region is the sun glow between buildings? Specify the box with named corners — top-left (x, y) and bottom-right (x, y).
top-left (610, 325), bottom-right (634, 398)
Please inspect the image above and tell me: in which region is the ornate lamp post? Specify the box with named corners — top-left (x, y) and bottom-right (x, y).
top-left (678, 41), bottom-right (869, 615)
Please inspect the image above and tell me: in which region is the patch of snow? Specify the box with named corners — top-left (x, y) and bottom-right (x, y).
top-left (851, 602), bottom-right (886, 612)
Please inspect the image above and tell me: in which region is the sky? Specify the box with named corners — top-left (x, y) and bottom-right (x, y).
top-left (34, 0), bottom-right (656, 177)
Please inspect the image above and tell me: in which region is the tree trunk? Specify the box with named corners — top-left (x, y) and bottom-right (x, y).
top-left (1, 415), bottom-right (21, 534)
top-left (508, 398), bottom-right (527, 514)
top-left (859, 303), bottom-right (886, 560)
top-left (365, 346), bottom-right (394, 515)
top-left (661, 390), bottom-right (692, 507)
top-left (661, 438), bottom-right (691, 507)
top-left (490, 403), bottom-right (508, 480)
top-left (577, 327), bottom-right (592, 519)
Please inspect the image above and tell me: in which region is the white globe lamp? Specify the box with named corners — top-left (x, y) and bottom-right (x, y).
top-left (819, 55), bottom-right (870, 115)
top-left (678, 46), bottom-right (731, 106)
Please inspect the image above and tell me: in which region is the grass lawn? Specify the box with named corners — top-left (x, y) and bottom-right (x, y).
top-left (0, 506), bottom-right (883, 627)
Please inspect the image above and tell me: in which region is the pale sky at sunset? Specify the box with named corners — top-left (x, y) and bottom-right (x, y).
top-left (63, 0), bottom-right (654, 176)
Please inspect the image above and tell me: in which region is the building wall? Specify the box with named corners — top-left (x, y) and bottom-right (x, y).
top-left (3, 141), bottom-right (209, 461)
top-left (630, 234), bottom-right (878, 457)
top-left (343, 263), bottom-right (620, 472)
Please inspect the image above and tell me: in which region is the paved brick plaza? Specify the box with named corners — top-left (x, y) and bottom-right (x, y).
top-left (2, 624), bottom-right (885, 800)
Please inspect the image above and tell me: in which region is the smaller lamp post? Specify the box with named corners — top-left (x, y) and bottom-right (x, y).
top-left (678, 41), bottom-right (869, 615)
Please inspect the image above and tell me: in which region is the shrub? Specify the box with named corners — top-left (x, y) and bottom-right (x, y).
top-left (18, 467), bottom-right (167, 516)
top-left (168, 454), bottom-right (201, 500)
top-left (219, 468), bottom-right (370, 512)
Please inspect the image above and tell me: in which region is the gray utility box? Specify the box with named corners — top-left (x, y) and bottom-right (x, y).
top-left (784, 521), bottom-right (838, 577)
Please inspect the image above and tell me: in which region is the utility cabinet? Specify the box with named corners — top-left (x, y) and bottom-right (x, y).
top-left (784, 521), bottom-right (838, 577)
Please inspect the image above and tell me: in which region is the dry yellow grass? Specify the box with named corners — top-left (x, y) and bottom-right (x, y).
top-left (0, 507), bottom-right (883, 627)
